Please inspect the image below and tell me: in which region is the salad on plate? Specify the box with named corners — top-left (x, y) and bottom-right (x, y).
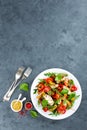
top-left (34, 72), bottom-right (80, 116)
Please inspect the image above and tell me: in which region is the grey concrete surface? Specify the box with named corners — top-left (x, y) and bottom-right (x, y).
top-left (0, 0), bottom-right (87, 130)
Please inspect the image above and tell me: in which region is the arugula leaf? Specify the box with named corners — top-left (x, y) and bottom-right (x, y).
top-left (69, 79), bottom-right (74, 85)
top-left (75, 95), bottom-right (80, 100)
top-left (19, 83), bottom-right (29, 91)
top-left (61, 89), bottom-right (68, 94)
top-left (33, 89), bottom-right (38, 94)
top-left (55, 98), bottom-right (61, 104)
top-left (68, 93), bottom-right (76, 100)
top-left (44, 73), bottom-right (55, 77)
top-left (63, 100), bottom-right (67, 106)
top-left (49, 110), bottom-right (59, 116)
top-left (47, 105), bottom-right (54, 109)
top-left (55, 74), bottom-right (62, 83)
top-left (42, 99), bottom-right (48, 107)
top-left (30, 110), bottom-right (38, 118)
top-left (47, 90), bottom-right (53, 96)
top-left (38, 79), bottom-right (44, 83)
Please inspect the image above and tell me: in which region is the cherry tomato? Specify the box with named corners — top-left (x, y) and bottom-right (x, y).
top-left (71, 85), bottom-right (77, 91)
top-left (44, 86), bottom-right (51, 92)
top-left (57, 105), bottom-right (66, 114)
top-left (52, 93), bottom-right (60, 99)
top-left (43, 107), bottom-right (48, 112)
top-left (45, 77), bottom-right (53, 83)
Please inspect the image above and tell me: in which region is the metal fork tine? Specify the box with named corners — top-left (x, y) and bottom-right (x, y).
top-left (24, 67), bottom-right (32, 77)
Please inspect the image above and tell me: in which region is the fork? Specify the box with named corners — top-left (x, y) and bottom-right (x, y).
top-left (6, 67), bottom-right (32, 100)
top-left (3, 66), bottom-right (25, 101)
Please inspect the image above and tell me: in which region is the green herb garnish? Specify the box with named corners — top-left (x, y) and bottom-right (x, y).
top-left (69, 79), bottom-right (74, 85)
top-left (30, 110), bottom-right (38, 118)
top-left (33, 89), bottom-right (38, 94)
top-left (44, 73), bottom-right (55, 77)
top-left (68, 93), bottom-right (76, 100)
top-left (19, 83), bottom-right (29, 91)
top-left (38, 79), bottom-right (45, 83)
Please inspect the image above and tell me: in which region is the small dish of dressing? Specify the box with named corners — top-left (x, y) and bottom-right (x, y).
top-left (11, 94), bottom-right (26, 112)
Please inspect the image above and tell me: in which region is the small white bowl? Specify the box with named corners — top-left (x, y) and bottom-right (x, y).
top-left (11, 99), bottom-right (23, 112)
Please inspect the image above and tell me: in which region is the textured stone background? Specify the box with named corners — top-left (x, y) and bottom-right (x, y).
top-left (0, 0), bottom-right (87, 130)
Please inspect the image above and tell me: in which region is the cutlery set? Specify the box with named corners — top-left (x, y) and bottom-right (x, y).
top-left (3, 66), bottom-right (32, 102)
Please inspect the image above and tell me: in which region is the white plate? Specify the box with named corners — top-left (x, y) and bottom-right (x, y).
top-left (30, 68), bottom-right (82, 120)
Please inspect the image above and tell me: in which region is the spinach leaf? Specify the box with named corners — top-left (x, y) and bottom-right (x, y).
top-left (55, 74), bottom-right (62, 83)
top-left (61, 89), bottom-right (68, 94)
top-left (30, 110), bottom-right (38, 118)
top-left (42, 99), bottom-right (48, 107)
top-left (19, 83), bottom-right (29, 91)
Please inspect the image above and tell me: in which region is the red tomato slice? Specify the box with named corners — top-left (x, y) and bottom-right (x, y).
top-left (45, 77), bottom-right (53, 83)
top-left (52, 93), bottom-right (60, 99)
top-left (58, 84), bottom-right (63, 91)
top-left (38, 83), bottom-right (45, 91)
top-left (44, 86), bottom-right (51, 92)
top-left (71, 85), bottom-right (77, 91)
top-left (57, 105), bottom-right (66, 114)
top-left (43, 107), bottom-right (48, 112)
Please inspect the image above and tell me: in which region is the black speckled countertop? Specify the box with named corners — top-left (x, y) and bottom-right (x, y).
top-left (0, 0), bottom-right (87, 130)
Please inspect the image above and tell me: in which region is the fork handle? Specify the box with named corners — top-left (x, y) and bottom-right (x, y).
top-left (7, 78), bottom-right (23, 99)
top-left (3, 81), bottom-right (15, 101)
